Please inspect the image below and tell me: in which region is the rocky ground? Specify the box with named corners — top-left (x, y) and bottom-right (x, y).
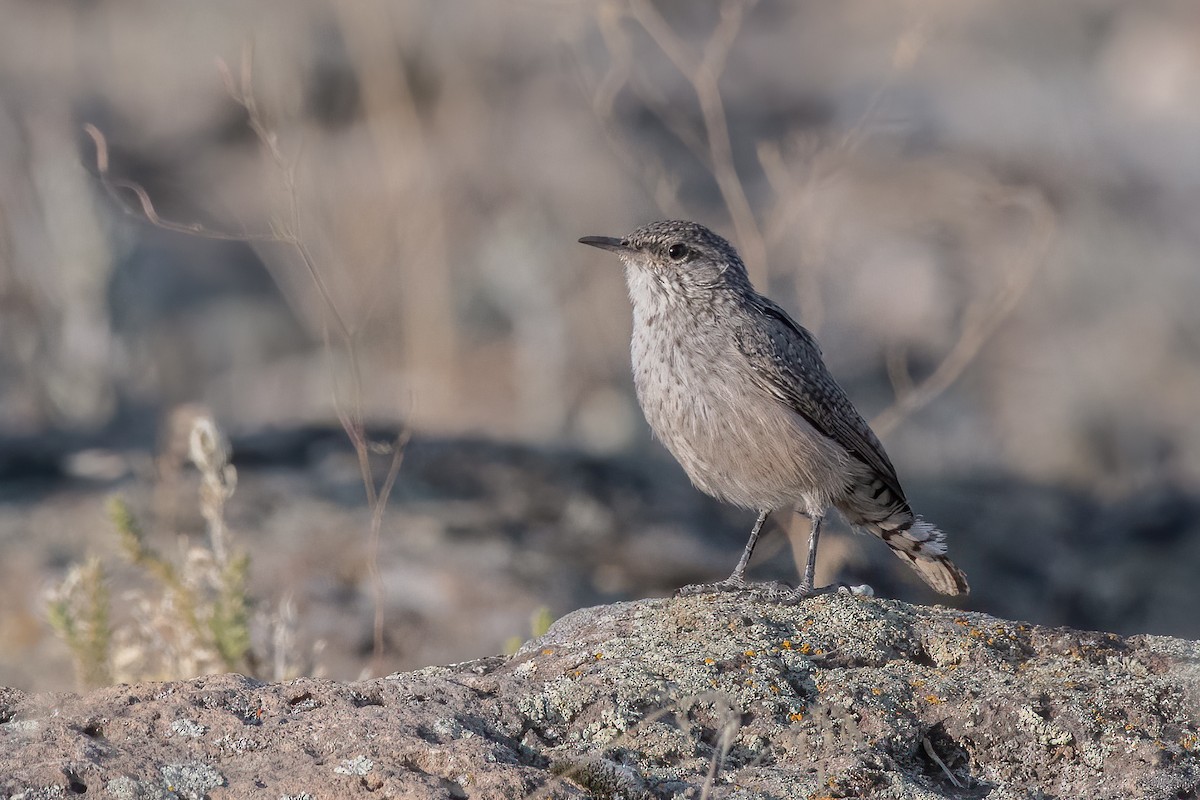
top-left (3, 593), bottom-right (1199, 799)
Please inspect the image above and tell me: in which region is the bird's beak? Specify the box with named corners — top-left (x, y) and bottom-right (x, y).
top-left (578, 235), bottom-right (631, 254)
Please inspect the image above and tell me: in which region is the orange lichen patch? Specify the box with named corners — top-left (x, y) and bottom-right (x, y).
top-left (770, 684), bottom-right (781, 694)
top-left (782, 640), bottom-right (793, 649)
top-left (541, 649), bottom-right (554, 656)
top-left (910, 678), bottom-right (926, 688)
top-left (871, 687), bottom-right (882, 696)
top-left (593, 652), bottom-right (604, 660)
top-left (703, 657), bottom-right (715, 665)
top-left (925, 694), bottom-right (944, 705)
top-left (744, 650), bottom-right (757, 657)
top-left (789, 712), bottom-right (804, 722)
top-left (1181, 733), bottom-right (1198, 750)
top-left (954, 617), bottom-right (969, 626)
top-left (799, 643), bottom-right (813, 655)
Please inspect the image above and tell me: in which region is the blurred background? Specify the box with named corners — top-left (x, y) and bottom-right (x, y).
top-left (1, 0), bottom-right (1199, 692)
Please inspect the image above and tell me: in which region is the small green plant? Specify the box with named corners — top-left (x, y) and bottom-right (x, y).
top-left (46, 411), bottom-right (285, 689)
top-left (107, 493), bottom-right (254, 678)
top-left (505, 605), bottom-right (556, 655)
top-left (45, 557), bottom-right (113, 689)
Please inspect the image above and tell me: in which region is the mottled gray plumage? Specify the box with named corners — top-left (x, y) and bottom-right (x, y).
top-left (580, 220), bottom-right (968, 597)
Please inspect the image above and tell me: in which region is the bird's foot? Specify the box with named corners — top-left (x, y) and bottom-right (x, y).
top-left (779, 582), bottom-right (874, 605)
top-left (675, 578), bottom-right (793, 598)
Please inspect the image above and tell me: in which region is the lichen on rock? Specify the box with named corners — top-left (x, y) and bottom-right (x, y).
top-left (2, 594), bottom-right (1198, 798)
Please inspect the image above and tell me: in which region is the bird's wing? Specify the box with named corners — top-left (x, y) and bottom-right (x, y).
top-left (733, 294), bottom-right (906, 501)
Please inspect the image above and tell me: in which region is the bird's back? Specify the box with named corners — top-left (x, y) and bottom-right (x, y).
top-left (733, 293), bottom-right (969, 594)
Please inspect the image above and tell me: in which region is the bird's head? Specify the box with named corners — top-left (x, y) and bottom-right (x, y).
top-left (579, 220), bottom-right (750, 302)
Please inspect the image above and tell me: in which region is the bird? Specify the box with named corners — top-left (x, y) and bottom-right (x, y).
top-left (579, 220), bottom-right (968, 599)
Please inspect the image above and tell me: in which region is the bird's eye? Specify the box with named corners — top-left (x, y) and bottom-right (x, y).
top-left (667, 243), bottom-right (688, 261)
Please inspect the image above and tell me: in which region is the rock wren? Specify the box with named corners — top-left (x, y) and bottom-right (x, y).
top-left (580, 220), bottom-right (968, 598)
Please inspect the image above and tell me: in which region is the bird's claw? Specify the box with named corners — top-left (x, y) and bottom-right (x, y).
top-left (779, 581), bottom-right (874, 604)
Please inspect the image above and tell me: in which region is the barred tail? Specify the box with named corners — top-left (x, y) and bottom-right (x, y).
top-left (868, 516), bottom-right (970, 596)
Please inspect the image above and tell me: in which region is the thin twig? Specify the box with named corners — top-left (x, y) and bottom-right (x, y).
top-left (572, 9), bottom-right (689, 218)
top-left (922, 735), bottom-right (964, 788)
top-left (871, 188), bottom-right (1055, 437)
top-left (85, 124), bottom-right (273, 243)
top-left (755, 136), bottom-right (832, 331)
top-left (628, 0), bottom-right (769, 285)
top-left (368, 430), bottom-right (409, 676)
top-left (226, 49), bottom-right (399, 669)
top-left (885, 341), bottom-right (915, 399)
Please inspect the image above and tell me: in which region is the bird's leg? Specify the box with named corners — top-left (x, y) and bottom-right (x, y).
top-left (723, 509), bottom-right (770, 587)
top-left (782, 513), bottom-right (873, 603)
top-left (784, 513), bottom-right (837, 601)
top-left (794, 512), bottom-right (823, 595)
top-left (676, 510), bottom-right (777, 596)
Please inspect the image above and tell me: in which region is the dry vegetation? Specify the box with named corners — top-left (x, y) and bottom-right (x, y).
top-left (46, 411), bottom-right (293, 688)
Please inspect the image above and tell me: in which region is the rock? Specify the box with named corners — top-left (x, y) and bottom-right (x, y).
top-left (2, 594), bottom-right (1199, 799)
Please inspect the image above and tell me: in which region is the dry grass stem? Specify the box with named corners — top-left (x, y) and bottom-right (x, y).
top-left (188, 414), bottom-right (236, 567)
